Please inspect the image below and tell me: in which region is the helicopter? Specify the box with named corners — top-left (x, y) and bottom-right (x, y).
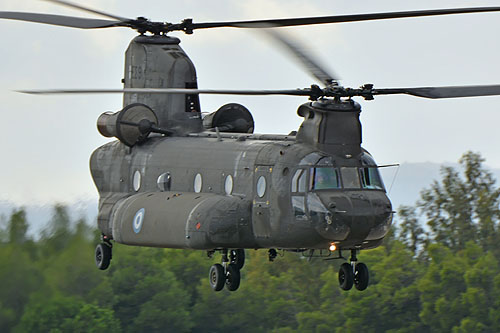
top-left (3, 1), bottom-right (500, 292)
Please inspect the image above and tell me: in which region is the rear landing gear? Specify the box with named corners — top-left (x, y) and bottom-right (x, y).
top-left (209, 249), bottom-right (245, 292)
top-left (95, 235), bottom-right (112, 270)
top-left (338, 250), bottom-right (369, 291)
top-left (95, 243), bottom-right (112, 270)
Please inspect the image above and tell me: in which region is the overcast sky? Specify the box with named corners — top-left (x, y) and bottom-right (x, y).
top-left (1, 0), bottom-right (500, 205)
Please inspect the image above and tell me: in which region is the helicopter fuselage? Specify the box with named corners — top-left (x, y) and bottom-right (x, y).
top-left (90, 132), bottom-right (393, 252)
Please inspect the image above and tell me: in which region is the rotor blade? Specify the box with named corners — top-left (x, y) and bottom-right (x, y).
top-left (263, 28), bottom-right (339, 86)
top-left (181, 7), bottom-right (500, 31)
top-left (42, 0), bottom-right (130, 21)
top-left (0, 11), bottom-right (122, 29)
top-left (374, 85), bottom-right (500, 99)
top-left (17, 88), bottom-right (313, 96)
top-left (20, 85), bottom-right (500, 99)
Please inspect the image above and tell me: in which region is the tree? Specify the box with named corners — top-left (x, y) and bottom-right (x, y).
top-left (62, 303), bottom-right (121, 333)
top-left (41, 204), bottom-right (72, 255)
top-left (397, 206), bottom-right (427, 256)
top-left (15, 296), bottom-right (119, 333)
top-left (418, 242), bottom-right (500, 332)
top-left (8, 208), bottom-right (28, 244)
top-left (338, 243), bottom-right (424, 332)
top-left (105, 246), bottom-right (193, 332)
top-left (0, 243), bottom-right (42, 331)
top-left (418, 151), bottom-right (500, 253)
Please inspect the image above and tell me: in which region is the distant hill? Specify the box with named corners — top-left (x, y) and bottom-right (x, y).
top-left (2, 162), bottom-right (499, 237)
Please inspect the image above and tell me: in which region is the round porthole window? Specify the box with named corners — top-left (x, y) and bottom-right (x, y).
top-left (225, 175), bottom-right (233, 195)
top-left (194, 173), bottom-right (202, 193)
top-left (257, 176), bottom-right (266, 198)
top-left (133, 170), bottom-right (141, 192)
top-left (157, 173), bottom-right (171, 191)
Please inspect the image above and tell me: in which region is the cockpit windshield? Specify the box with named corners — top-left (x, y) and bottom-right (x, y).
top-left (294, 152), bottom-right (386, 192)
top-left (310, 167), bottom-right (341, 190)
top-left (340, 167), bottom-right (361, 189)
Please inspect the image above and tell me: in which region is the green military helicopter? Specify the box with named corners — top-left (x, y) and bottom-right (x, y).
top-left (3, 0), bottom-right (500, 292)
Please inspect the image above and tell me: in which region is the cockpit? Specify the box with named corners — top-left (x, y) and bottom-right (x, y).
top-left (290, 151), bottom-right (392, 244)
top-left (291, 153), bottom-right (386, 193)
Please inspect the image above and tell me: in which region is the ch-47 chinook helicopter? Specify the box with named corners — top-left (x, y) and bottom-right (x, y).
top-left (4, 0), bottom-right (500, 292)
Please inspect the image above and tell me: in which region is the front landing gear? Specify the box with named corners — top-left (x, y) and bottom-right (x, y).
top-left (209, 264), bottom-right (225, 291)
top-left (338, 250), bottom-right (369, 291)
top-left (354, 262), bottom-right (369, 291)
top-left (208, 249), bottom-right (245, 292)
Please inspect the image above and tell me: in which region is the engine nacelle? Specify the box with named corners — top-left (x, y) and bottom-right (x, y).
top-left (203, 103), bottom-right (254, 133)
top-left (97, 103), bottom-right (158, 147)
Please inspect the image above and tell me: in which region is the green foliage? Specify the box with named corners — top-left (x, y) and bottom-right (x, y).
top-left (0, 151), bottom-right (499, 332)
top-left (63, 303), bottom-right (121, 333)
top-left (397, 206), bottom-right (426, 256)
top-left (106, 246), bottom-right (193, 332)
top-left (15, 295), bottom-right (82, 332)
top-left (40, 205), bottom-right (73, 256)
top-left (0, 244), bottom-right (42, 332)
top-left (7, 208), bottom-right (28, 244)
top-left (16, 296), bottom-right (120, 333)
top-left (418, 152), bottom-right (500, 253)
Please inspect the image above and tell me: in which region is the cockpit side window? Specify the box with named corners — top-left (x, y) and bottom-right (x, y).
top-left (310, 167), bottom-right (341, 190)
top-left (291, 169), bottom-right (307, 193)
top-left (359, 167), bottom-right (385, 190)
top-left (291, 169), bottom-right (307, 219)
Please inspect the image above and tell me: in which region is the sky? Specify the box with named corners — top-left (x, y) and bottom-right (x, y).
top-left (1, 0), bottom-right (500, 205)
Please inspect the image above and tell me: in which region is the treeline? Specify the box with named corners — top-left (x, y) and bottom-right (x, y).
top-left (1, 151), bottom-right (500, 332)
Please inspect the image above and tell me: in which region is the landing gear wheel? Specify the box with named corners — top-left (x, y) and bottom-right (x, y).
top-left (354, 262), bottom-right (369, 291)
top-left (230, 249), bottom-right (245, 269)
top-left (225, 264), bottom-right (241, 291)
top-left (339, 262), bottom-right (354, 291)
top-left (95, 243), bottom-right (111, 270)
top-left (209, 264), bottom-right (225, 291)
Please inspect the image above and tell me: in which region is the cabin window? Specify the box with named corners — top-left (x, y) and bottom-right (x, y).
top-left (310, 167), bottom-right (340, 190)
top-left (291, 169), bottom-right (307, 193)
top-left (194, 173), bottom-right (203, 193)
top-left (157, 172), bottom-right (171, 191)
top-left (341, 167), bottom-right (361, 189)
top-left (359, 167), bottom-right (385, 190)
top-left (133, 170), bottom-right (141, 192)
top-left (257, 176), bottom-right (266, 198)
top-left (225, 175), bottom-right (234, 195)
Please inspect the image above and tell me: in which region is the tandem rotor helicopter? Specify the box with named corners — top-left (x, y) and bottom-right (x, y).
top-left (3, 0), bottom-right (500, 292)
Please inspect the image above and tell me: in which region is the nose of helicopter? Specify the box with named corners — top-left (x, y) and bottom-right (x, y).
top-left (309, 190), bottom-right (393, 246)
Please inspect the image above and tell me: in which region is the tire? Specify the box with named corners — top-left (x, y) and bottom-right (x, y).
top-left (230, 249), bottom-right (245, 270)
top-left (354, 262), bottom-right (369, 291)
top-left (95, 243), bottom-right (111, 270)
top-left (225, 264), bottom-right (241, 291)
top-left (209, 264), bottom-right (225, 291)
top-left (338, 262), bottom-right (354, 291)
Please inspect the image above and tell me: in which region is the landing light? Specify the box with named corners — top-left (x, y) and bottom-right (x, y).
top-left (329, 243), bottom-right (337, 252)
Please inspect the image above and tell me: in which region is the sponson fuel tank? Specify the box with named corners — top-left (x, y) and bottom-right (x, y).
top-left (111, 191), bottom-right (254, 249)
